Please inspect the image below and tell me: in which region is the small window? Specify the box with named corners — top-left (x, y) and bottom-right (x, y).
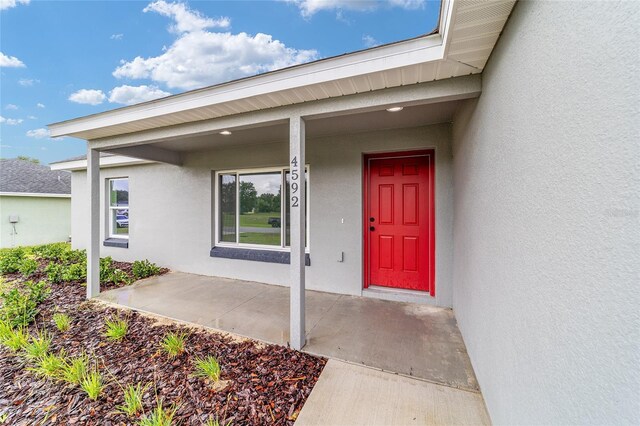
top-left (216, 167), bottom-right (308, 250)
top-left (108, 178), bottom-right (129, 238)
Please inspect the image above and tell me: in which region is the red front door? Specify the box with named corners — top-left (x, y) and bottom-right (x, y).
top-left (365, 151), bottom-right (435, 295)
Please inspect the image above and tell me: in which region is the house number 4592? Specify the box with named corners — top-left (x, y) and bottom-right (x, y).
top-left (290, 156), bottom-right (300, 208)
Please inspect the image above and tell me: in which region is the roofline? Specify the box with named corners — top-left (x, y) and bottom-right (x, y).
top-left (50, 154), bottom-right (154, 171)
top-left (49, 0), bottom-right (455, 139)
top-left (0, 192), bottom-right (71, 198)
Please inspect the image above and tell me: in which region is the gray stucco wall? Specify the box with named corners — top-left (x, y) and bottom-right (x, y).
top-left (452, 1), bottom-right (639, 424)
top-left (71, 124), bottom-right (454, 306)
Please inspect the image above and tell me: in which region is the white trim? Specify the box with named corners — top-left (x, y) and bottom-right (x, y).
top-left (107, 177), bottom-right (130, 239)
top-left (214, 165), bottom-right (310, 252)
top-left (50, 155), bottom-right (153, 171)
top-left (0, 192), bottom-right (70, 198)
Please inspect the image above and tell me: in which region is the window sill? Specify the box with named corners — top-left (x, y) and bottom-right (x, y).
top-left (103, 238), bottom-right (129, 249)
top-left (210, 246), bottom-right (310, 266)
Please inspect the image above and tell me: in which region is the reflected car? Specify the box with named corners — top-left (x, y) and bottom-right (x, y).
top-left (116, 214), bottom-right (129, 228)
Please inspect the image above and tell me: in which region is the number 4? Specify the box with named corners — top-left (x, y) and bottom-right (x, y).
top-left (291, 156), bottom-right (298, 167)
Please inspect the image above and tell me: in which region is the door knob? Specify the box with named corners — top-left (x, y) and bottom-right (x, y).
top-left (369, 226), bottom-right (375, 231)
top-left (369, 217), bottom-right (375, 222)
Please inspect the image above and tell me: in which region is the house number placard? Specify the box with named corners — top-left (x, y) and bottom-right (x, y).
top-left (290, 156), bottom-right (300, 208)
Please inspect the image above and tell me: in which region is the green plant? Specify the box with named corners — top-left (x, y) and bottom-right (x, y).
top-left (132, 260), bottom-right (161, 280)
top-left (19, 258), bottom-right (38, 277)
top-left (117, 383), bottom-right (149, 416)
top-left (22, 329), bottom-right (51, 360)
top-left (32, 243), bottom-right (70, 261)
top-left (137, 399), bottom-right (176, 426)
top-left (104, 315), bottom-right (128, 341)
top-left (45, 262), bottom-right (64, 283)
top-left (53, 312), bottom-right (71, 332)
top-left (100, 257), bottom-right (114, 282)
top-left (30, 350), bottom-right (67, 379)
top-left (205, 418), bottom-right (232, 426)
top-left (0, 280), bottom-right (50, 327)
top-left (0, 320), bottom-right (13, 344)
top-left (159, 332), bottom-right (186, 358)
top-left (109, 269), bottom-right (132, 285)
top-left (192, 355), bottom-right (221, 382)
top-left (61, 353), bottom-right (89, 385)
top-left (0, 247), bottom-right (25, 274)
top-left (80, 367), bottom-right (104, 400)
top-left (61, 261), bottom-right (86, 282)
top-left (1, 326), bottom-right (29, 351)
top-left (0, 412), bottom-right (7, 423)
top-left (25, 280), bottom-right (50, 304)
top-left (60, 248), bottom-right (86, 265)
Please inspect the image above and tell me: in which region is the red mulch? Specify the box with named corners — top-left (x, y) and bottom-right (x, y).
top-left (0, 267), bottom-right (326, 425)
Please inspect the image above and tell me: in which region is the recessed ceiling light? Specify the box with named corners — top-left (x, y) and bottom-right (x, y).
top-left (220, 130), bottom-right (232, 135)
top-left (386, 106), bottom-right (404, 112)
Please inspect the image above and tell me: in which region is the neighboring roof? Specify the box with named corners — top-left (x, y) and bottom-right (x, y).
top-left (50, 152), bottom-right (112, 164)
top-left (0, 159), bottom-right (71, 194)
top-left (49, 0), bottom-right (516, 141)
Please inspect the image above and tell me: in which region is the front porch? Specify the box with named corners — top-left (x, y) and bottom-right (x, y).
top-left (97, 271), bottom-right (479, 392)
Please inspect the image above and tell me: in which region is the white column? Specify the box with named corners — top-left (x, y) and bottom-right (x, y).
top-left (289, 116), bottom-right (306, 350)
top-left (87, 147), bottom-right (100, 298)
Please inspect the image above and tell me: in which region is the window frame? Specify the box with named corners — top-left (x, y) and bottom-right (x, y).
top-left (107, 177), bottom-right (130, 239)
top-left (214, 166), bottom-right (310, 252)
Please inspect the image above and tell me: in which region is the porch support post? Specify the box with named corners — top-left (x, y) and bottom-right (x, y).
top-left (289, 115), bottom-right (306, 350)
top-left (87, 146), bottom-right (100, 299)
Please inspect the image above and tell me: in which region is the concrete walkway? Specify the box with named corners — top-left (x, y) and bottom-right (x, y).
top-left (98, 272), bottom-right (488, 423)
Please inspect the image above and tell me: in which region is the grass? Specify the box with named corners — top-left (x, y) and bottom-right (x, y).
top-left (52, 312), bottom-right (71, 332)
top-left (205, 418), bottom-right (232, 426)
top-left (117, 383), bottom-right (149, 417)
top-left (138, 399), bottom-right (176, 426)
top-left (159, 332), bottom-right (186, 358)
top-left (192, 355), bottom-right (221, 382)
top-left (238, 232), bottom-right (281, 246)
top-left (61, 353), bottom-right (89, 385)
top-left (30, 350), bottom-right (67, 380)
top-left (80, 367), bottom-right (104, 400)
top-left (104, 315), bottom-right (128, 341)
top-left (23, 329), bottom-right (51, 360)
top-left (1, 326), bottom-right (29, 352)
top-left (239, 212), bottom-right (280, 228)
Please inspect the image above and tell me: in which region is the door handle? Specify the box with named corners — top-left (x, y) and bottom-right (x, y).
top-left (369, 217), bottom-right (375, 222)
top-left (369, 226), bottom-right (375, 231)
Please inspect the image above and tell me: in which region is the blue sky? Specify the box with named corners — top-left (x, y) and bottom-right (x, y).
top-left (0, 0), bottom-right (440, 164)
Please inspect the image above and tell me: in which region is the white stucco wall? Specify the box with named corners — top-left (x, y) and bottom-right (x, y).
top-left (71, 124), bottom-right (454, 306)
top-left (0, 196), bottom-right (71, 248)
top-left (452, 1), bottom-right (639, 424)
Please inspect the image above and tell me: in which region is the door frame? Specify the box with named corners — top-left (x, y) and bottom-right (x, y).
top-left (362, 149), bottom-right (436, 296)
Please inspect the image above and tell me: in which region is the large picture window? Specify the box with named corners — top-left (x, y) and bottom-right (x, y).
top-left (108, 178), bottom-right (129, 238)
top-left (216, 167), bottom-right (308, 250)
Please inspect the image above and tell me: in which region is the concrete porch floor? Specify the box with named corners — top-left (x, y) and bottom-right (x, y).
top-left (98, 271), bottom-right (478, 392)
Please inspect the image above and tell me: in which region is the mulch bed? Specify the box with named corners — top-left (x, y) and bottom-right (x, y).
top-left (0, 267), bottom-right (326, 425)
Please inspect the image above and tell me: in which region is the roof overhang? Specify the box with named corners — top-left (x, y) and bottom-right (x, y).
top-left (49, 0), bottom-right (516, 142)
top-left (0, 192), bottom-right (71, 198)
top-left (50, 154), bottom-right (153, 171)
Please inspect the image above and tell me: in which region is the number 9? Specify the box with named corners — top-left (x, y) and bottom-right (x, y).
top-left (292, 182), bottom-right (298, 192)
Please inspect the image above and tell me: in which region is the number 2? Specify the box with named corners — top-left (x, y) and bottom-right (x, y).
top-left (292, 196), bottom-right (299, 207)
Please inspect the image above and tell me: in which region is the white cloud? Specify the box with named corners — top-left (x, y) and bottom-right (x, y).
top-left (0, 115), bottom-right (23, 125)
top-left (26, 128), bottom-right (49, 139)
top-left (36, 103), bottom-right (45, 108)
top-left (108, 85), bottom-right (171, 105)
top-left (362, 34), bottom-right (378, 48)
top-left (114, 2), bottom-right (318, 91)
top-left (5, 104), bottom-right (18, 110)
top-left (143, 0), bottom-right (230, 34)
top-left (68, 89), bottom-right (106, 105)
top-left (0, 144), bottom-right (11, 148)
top-left (0, 52), bottom-right (25, 67)
top-left (27, 115), bottom-right (36, 119)
top-left (18, 78), bottom-right (39, 86)
top-left (288, 0), bottom-right (424, 17)
top-left (0, 0), bottom-right (29, 11)
top-left (110, 33), bottom-right (124, 40)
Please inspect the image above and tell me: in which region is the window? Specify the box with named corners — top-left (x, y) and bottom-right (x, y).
top-left (216, 167), bottom-right (308, 250)
top-left (108, 178), bottom-right (129, 238)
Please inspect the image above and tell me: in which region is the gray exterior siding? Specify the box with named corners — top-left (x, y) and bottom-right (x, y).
top-left (452, 1), bottom-right (640, 424)
top-left (71, 124), bottom-right (454, 307)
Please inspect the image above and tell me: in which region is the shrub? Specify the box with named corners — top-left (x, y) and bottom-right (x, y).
top-left (138, 399), bottom-right (176, 426)
top-left (109, 269), bottom-right (132, 285)
top-left (25, 280), bottom-right (49, 304)
top-left (23, 329), bottom-right (51, 360)
top-left (100, 257), bottom-right (114, 282)
top-left (30, 350), bottom-right (67, 380)
top-left (19, 258), bottom-right (38, 278)
top-left (192, 355), bottom-right (221, 382)
top-left (61, 249), bottom-right (86, 265)
top-left (61, 353), bottom-right (89, 385)
top-left (117, 383), bottom-right (149, 417)
top-left (80, 367), bottom-right (104, 400)
top-left (104, 315), bottom-right (128, 341)
top-left (53, 312), bottom-right (71, 332)
top-left (1, 326), bottom-right (29, 351)
top-left (62, 262), bottom-right (86, 282)
top-left (0, 280), bottom-right (49, 327)
top-left (45, 262), bottom-right (64, 283)
top-left (0, 247), bottom-right (25, 274)
top-left (160, 332), bottom-right (186, 358)
top-left (132, 260), bottom-right (160, 280)
top-left (32, 243), bottom-right (71, 261)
